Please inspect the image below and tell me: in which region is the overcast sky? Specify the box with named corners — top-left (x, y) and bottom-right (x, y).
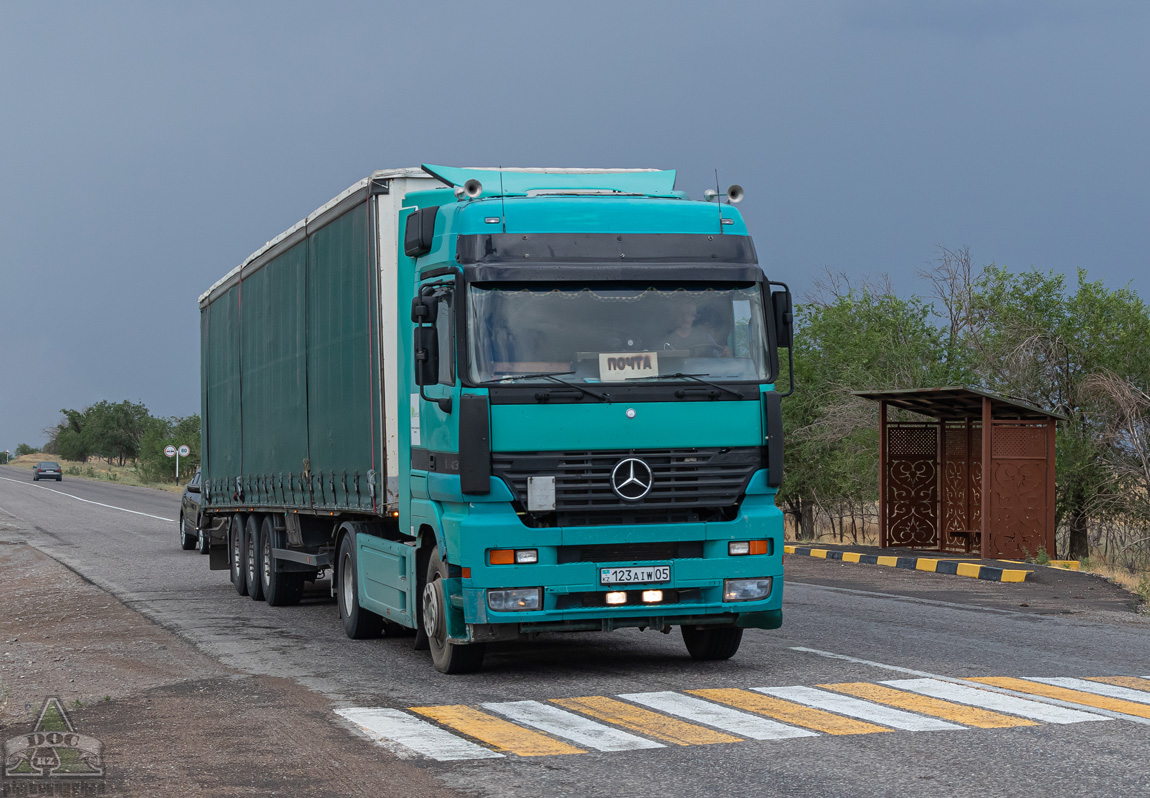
top-left (2, 1), bottom-right (1148, 450)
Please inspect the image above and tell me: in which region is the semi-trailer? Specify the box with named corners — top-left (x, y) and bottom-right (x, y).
top-left (197, 165), bottom-right (793, 673)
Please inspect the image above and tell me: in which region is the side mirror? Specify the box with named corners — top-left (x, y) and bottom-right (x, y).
top-left (187, 482), bottom-right (201, 494)
top-left (404, 207), bottom-right (439, 258)
top-left (771, 290), bottom-right (793, 349)
top-left (411, 294), bottom-right (438, 324)
top-left (413, 326), bottom-right (439, 387)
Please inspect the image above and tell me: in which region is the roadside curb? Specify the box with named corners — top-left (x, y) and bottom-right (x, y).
top-left (784, 545), bottom-right (1034, 583)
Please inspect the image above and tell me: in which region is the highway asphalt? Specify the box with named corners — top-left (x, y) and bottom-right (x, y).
top-left (2, 464), bottom-right (1149, 798)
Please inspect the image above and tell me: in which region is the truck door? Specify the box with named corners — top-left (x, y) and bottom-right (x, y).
top-left (413, 281), bottom-right (461, 456)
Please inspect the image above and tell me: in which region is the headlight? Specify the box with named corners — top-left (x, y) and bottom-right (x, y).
top-left (487, 588), bottom-right (542, 611)
top-left (723, 577), bottom-right (772, 602)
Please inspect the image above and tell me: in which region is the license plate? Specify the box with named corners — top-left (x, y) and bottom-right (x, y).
top-left (600, 565), bottom-right (671, 585)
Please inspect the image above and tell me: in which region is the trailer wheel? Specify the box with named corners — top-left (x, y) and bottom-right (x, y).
top-left (337, 534), bottom-right (383, 639)
top-left (179, 513), bottom-right (196, 550)
top-left (422, 548), bottom-right (485, 674)
top-left (261, 516), bottom-right (304, 607)
top-left (230, 514), bottom-right (247, 595)
top-left (681, 625), bottom-right (743, 660)
top-left (245, 514), bottom-right (265, 601)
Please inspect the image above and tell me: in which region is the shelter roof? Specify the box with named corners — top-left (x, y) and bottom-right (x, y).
top-left (852, 386), bottom-right (1066, 421)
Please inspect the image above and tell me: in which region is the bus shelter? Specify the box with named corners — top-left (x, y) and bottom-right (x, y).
top-left (853, 387), bottom-right (1064, 560)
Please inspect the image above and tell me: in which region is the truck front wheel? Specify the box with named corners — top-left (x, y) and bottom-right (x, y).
top-left (337, 534), bottom-right (383, 639)
top-left (681, 625), bottom-right (743, 660)
top-left (422, 548), bottom-right (485, 674)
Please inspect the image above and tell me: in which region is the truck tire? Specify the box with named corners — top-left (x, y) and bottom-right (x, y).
top-left (230, 514), bottom-right (247, 595)
top-left (179, 513), bottom-right (196, 550)
top-left (337, 534), bottom-right (383, 639)
top-left (681, 625), bottom-right (743, 660)
top-left (261, 516), bottom-right (304, 607)
top-left (245, 514), bottom-right (265, 601)
top-left (422, 547), bottom-right (485, 674)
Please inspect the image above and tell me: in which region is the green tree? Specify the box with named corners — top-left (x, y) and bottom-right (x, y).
top-left (14, 443), bottom-right (36, 457)
top-left (136, 414), bottom-right (200, 483)
top-left (779, 280), bottom-right (947, 540)
top-left (965, 267), bottom-right (1150, 558)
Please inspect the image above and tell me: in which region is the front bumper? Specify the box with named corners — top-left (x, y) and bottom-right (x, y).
top-left (442, 489), bottom-right (784, 634)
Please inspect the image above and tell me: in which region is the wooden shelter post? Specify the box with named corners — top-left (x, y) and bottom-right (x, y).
top-left (878, 400), bottom-right (887, 549)
top-left (980, 396), bottom-right (992, 560)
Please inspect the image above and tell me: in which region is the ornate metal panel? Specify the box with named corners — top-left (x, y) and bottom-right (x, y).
top-left (884, 423), bottom-right (938, 547)
top-left (987, 421), bottom-right (1050, 559)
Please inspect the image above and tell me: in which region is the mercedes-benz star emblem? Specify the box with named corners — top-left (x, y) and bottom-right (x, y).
top-left (611, 458), bottom-right (653, 501)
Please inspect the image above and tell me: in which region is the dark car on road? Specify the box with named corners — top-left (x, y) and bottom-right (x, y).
top-left (179, 468), bottom-right (209, 553)
top-left (33, 461), bottom-right (62, 481)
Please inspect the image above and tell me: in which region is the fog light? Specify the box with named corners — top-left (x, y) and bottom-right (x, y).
top-left (723, 577), bottom-right (772, 602)
top-left (515, 549), bottom-right (538, 564)
top-left (487, 588), bottom-right (542, 611)
top-left (605, 591), bottom-right (627, 605)
top-left (641, 590), bottom-right (663, 603)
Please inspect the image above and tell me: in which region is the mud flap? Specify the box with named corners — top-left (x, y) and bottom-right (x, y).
top-left (441, 576), bottom-right (470, 643)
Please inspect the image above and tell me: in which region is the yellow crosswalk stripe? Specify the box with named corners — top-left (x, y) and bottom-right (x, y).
top-left (970, 678), bottom-right (1150, 719)
top-left (1087, 676), bottom-right (1150, 693)
top-left (551, 696), bottom-right (742, 746)
top-left (688, 688), bottom-right (888, 735)
top-left (410, 705), bottom-right (585, 756)
top-left (819, 682), bottom-right (1037, 729)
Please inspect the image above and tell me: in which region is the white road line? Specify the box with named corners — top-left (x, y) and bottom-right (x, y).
top-left (482, 700), bottom-right (664, 752)
top-left (791, 646), bottom-right (1147, 725)
top-left (618, 691), bottom-right (817, 741)
top-left (335, 708), bottom-right (503, 761)
top-left (0, 476), bottom-right (173, 522)
top-left (883, 679), bottom-right (1110, 724)
top-left (1026, 677), bottom-right (1150, 705)
top-left (754, 686), bottom-right (963, 731)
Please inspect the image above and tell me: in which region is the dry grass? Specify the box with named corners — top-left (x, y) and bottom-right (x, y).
top-left (6, 452), bottom-right (184, 494)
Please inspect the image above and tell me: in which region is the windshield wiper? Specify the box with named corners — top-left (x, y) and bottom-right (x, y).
top-left (628, 372), bottom-right (744, 399)
top-left (497, 371), bottom-right (609, 401)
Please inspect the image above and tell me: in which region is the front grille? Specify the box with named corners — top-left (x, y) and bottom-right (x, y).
top-left (493, 447), bottom-right (760, 527)
top-left (557, 541), bottom-right (703, 564)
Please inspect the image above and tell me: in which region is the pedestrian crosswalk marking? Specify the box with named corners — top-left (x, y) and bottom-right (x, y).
top-left (409, 704), bottom-right (586, 756)
top-left (619, 691), bottom-right (818, 741)
top-left (754, 686), bottom-right (963, 731)
top-left (482, 700), bottom-right (664, 752)
top-left (1088, 676), bottom-right (1150, 693)
top-left (1025, 677), bottom-right (1150, 707)
top-left (884, 678), bottom-right (1110, 724)
top-left (970, 677), bottom-right (1150, 720)
top-left (819, 683), bottom-right (1038, 729)
top-left (335, 707), bottom-right (505, 761)
top-left (688, 688), bottom-right (889, 735)
top-left (338, 674), bottom-right (1145, 761)
top-left (551, 696), bottom-right (743, 746)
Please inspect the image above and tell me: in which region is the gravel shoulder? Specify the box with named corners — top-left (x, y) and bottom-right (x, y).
top-left (0, 542), bottom-right (460, 797)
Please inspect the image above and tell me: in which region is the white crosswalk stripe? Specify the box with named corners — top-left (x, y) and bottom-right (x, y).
top-left (617, 691), bottom-right (817, 740)
top-left (1027, 677), bottom-right (1150, 705)
top-left (335, 707), bottom-right (504, 760)
top-left (753, 686), bottom-right (963, 731)
top-left (482, 700), bottom-right (665, 751)
top-left (881, 679), bottom-right (1110, 724)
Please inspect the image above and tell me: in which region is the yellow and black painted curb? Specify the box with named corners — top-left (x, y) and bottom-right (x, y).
top-left (784, 545), bottom-right (1033, 583)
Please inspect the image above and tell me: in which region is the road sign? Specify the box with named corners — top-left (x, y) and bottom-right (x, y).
top-left (177, 445), bottom-right (190, 457)
top-left (164, 445), bottom-right (176, 458)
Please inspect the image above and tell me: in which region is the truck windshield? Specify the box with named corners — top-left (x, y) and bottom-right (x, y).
top-left (467, 284), bottom-right (771, 384)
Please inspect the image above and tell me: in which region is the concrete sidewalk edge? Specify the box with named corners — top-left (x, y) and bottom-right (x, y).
top-left (784, 545), bottom-right (1033, 583)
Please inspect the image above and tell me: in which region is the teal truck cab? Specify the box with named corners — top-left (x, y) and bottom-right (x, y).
top-left (198, 165), bottom-right (792, 674)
